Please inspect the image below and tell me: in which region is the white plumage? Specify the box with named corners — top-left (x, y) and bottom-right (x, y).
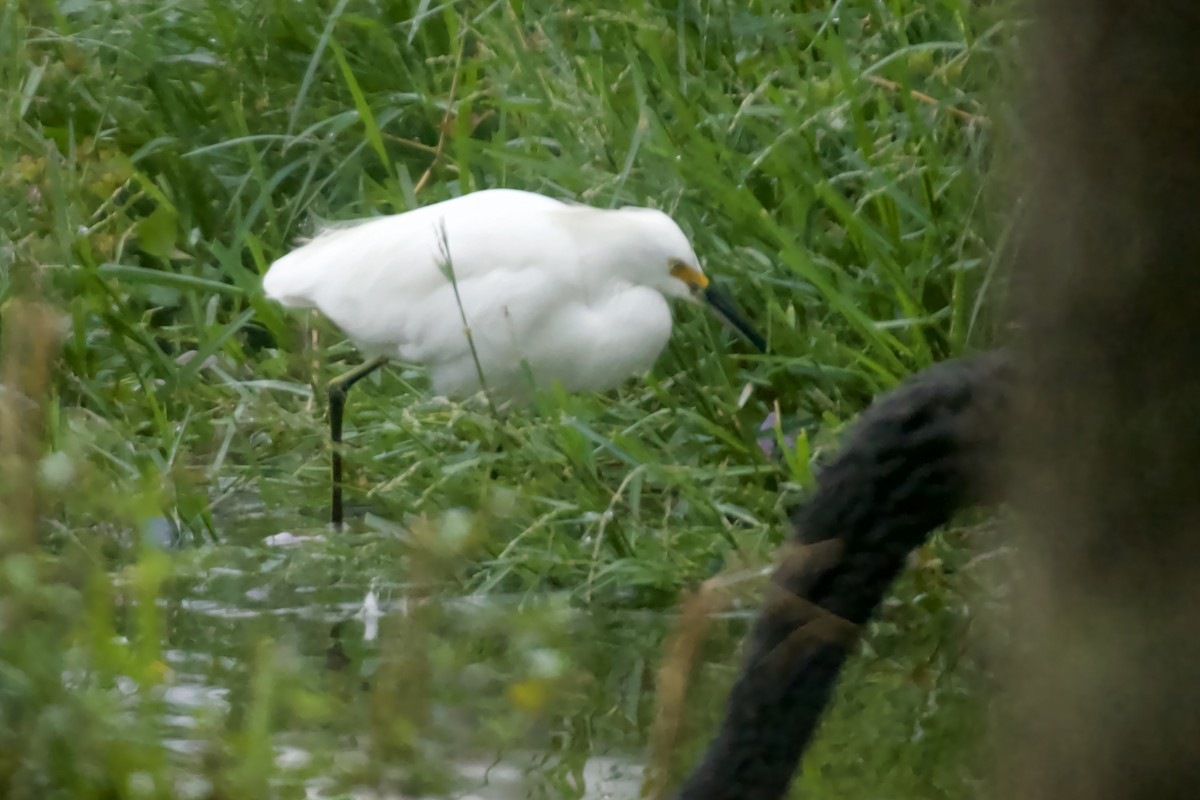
top-left (263, 188), bottom-right (717, 400)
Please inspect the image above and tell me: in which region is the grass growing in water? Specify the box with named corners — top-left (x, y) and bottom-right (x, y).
top-left (2, 0), bottom-right (1017, 797)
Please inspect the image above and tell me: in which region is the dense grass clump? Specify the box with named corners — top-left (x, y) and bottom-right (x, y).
top-left (1, 1), bottom-right (1017, 797)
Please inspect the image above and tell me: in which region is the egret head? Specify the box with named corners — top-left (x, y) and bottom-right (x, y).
top-left (582, 205), bottom-right (766, 352)
top-left (629, 209), bottom-right (766, 353)
top-left (610, 207), bottom-right (704, 299)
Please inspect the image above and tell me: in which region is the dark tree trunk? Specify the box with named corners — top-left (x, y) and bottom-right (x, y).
top-left (1000, 2), bottom-right (1200, 797)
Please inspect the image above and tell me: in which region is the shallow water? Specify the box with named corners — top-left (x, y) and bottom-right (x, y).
top-left (146, 502), bottom-right (755, 799)
top-left (123, 477), bottom-right (1001, 800)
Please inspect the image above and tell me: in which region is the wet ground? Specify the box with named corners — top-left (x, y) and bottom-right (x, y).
top-left (140, 501), bottom-right (758, 799)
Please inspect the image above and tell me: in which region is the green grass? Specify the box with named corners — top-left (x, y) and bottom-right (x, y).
top-left (1, 0), bottom-right (1018, 797)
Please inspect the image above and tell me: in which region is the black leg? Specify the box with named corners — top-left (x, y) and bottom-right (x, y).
top-left (329, 355), bottom-right (388, 528)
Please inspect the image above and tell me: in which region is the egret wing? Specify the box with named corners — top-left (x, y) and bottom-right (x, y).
top-left (262, 190), bottom-right (577, 353)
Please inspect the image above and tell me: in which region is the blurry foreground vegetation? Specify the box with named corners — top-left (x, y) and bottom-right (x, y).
top-left (1, 1), bottom-right (1017, 797)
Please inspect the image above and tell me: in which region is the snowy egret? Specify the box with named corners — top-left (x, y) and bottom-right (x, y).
top-left (262, 188), bottom-right (765, 526)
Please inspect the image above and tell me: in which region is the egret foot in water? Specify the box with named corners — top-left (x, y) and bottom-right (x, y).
top-left (328, 355), bottom-right (387, 528)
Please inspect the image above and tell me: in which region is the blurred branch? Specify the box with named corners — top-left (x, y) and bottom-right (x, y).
top-left (0, 298), bottom-right (63, 550)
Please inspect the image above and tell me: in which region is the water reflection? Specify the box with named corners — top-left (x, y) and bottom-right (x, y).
top-left (155, 509), bottom-right (752, 799)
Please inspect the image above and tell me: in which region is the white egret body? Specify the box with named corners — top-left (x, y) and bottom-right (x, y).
top-left (262, 188), bottom-right (764, 526)
top-left (263, 188), bottom-right (736, 400)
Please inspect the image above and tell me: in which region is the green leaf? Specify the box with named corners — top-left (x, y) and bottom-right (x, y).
top-left (138, 204), bottom-right (179, 259)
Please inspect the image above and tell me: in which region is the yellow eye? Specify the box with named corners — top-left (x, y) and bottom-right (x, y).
top-left (670, 260), bottom-right (710, 291)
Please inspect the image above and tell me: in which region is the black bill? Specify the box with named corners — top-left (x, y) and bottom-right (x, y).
top-left (702, 284), bottom-right (767, 353)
